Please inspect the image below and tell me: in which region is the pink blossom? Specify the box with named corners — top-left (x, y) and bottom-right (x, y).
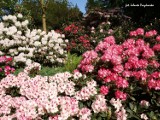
top-left (136, 39), bottom-right (145, 46)
top-left (115, 90), bottom-right (127, 101)
top-left (148, 79), bottom-right (156, 89)
top-left (0, 67), bottom-right (2, 72)
top-left (98, 68), bottom-right (111, 79)
top-left (78, 107), bottom-right (91, 119)
top-left (136, 28), bottom-right (144, 36)
top-left (130, 31), bottom-right (137, 36)
top-left (122, 71), bottom-right (132, 78)
top-left (111, 55), bottom-right (122, 65)
top-left (149, 60), bottom-right (159, 68)
top-left (132, 70), bottom-right (148, 81)
top-left (0, 56), bottom-right (6, 63)
top-left (145, 30), bottom-right (157, 37)
top-left (100, 85), bottom-right (109, 95)
top-left (140, 100), bottom-right (150, 107)
top-left (156, 35), bottom-right (160, 42)
top-left (81, 65), bottom-right (94, 73)
top-left (153, 44), bottom-right (160, 51)
top-left (150, 72), bottom-right (160, 79)
top-left (104, 76), bottom-right (112, 83)
top-left (91, 95), bottom-right (107, 113)
top-left (95, 41), bottom-right (110, 52)
top-left (116, 107), bottom-right (127, 120)
top-left (82, 50), bottom-right (98, 59)
top-left (113, 65), bottom-right (124, 73)
top-left (103, 36), bottom-right (115, 45)
top-left (122, 39), bottom-right (135, 49)
top-left (115, 77), bottom-right (129, 88)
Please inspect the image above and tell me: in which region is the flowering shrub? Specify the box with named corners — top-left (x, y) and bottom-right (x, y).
top-left (0, 56), bottom-right (15, 79)
top-left (76, 28), bottom-right (160, 119)
top-left (63, 23), bottom-right (92, 55)
top-left (0, 14), bottom-right (67, 66)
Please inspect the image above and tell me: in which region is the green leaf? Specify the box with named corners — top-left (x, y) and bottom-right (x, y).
top-left (129, 103), bottom-right (134, 110)
top-left (100, 112), bottom-right (107, 117)
top-left (78, 102), bottom-right (84, 109)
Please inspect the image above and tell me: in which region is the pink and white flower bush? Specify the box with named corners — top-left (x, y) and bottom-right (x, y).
top-left (0, 14), bottom-right (67, 66)
top-left (0, 62), bottom-right (127, 120)
top-left (0, 28), bottom-right (160, 120)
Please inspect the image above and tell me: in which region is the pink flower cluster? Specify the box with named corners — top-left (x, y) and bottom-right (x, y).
top-left (75, 80), bottom-right (97, 100)
top-left (0, 56), bottom-right (15, 77)
top-left (91, 95), bottom-right (107, 113)
top-left (78, 50), bottom-right (98, 73)
top-left (78, 107), bottom-right (91, 120)
top-left (0, 65), bottom-right (81, 119)
top-left (78, 28), bottom-right (160, 100)
top-left (130, 28), bottom-right (157, 38)
top-left (110, 98), bottom-right (127, 120)
top-left (49, 72), bottom-right (75, 96)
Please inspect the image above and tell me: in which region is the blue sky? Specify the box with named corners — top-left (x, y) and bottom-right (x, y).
top-left (68, 0), bottom-right (87, 14)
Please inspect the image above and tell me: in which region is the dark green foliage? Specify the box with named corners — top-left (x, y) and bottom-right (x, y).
top-left (0, 0), bottom-right (19, 16)
top-left (5, 86), bottom-right (21, 97)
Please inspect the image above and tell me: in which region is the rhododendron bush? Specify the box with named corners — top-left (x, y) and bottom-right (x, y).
top-left (76, 28), bottom-right (160, 119)
top-left (0, 14), bottom-right (67, 66)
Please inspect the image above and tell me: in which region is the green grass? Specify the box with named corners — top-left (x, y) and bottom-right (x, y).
top-left (39, 66), bottom-right (65, 76)
top-left (14, 68), bottom-right (24, 75)
top-left (63, 52), bottom-right (82, 72)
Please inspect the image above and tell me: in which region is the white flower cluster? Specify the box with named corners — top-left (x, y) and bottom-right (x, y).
top-left (91, 95), bottom-right (107, 113)
top-left (75, 80), bottom-right (97, 100)
top-left (24, 62), bottom-right (41, 74)
top-left (49, 72), bottom-right (75, 96)
top-left (0, 14), bottom-right (67, 66)
top-left (110, 98), bottom-right (128, 120)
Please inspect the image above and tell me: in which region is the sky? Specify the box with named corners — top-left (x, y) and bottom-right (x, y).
top-left (68, 0), bottom-right (87, 14)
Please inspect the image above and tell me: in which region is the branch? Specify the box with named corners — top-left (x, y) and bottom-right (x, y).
top-left (38, 0), bottom-right (42, 6)
top-left (45, 0), bottom-right (49, 7)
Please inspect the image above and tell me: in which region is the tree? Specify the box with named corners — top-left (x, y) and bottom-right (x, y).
top-left (21, 0), bottom-right (82, 30)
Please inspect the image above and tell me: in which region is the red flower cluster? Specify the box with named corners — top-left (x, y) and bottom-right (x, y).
top-left (78, 35), bottom-right (91, 48)
top-left (0, 56), bottom-right (15, 78)
top-left (64, 24), bottom-right (78, 34)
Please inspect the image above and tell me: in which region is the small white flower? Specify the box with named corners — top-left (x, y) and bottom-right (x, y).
top-left (17, 13), bottom-right (23, 18)
top-left (141, 113), bottom-right (148, 120)
top-left (15, 21), bottom-right (21, 27)
top-left (2, 15), bottom-right (8, 21)
top-left (65, 39), bottom-right (68, 43)
top-left (34, 41), bottom-right (41, 47)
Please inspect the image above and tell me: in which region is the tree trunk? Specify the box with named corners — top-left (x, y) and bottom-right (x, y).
top-left (42, 11), bottom-right (47, 32)
top-left (40, 0), bottom-right (47, 32)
